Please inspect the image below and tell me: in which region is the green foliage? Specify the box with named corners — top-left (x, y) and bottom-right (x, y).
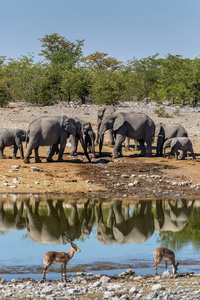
top-left (90, 70), bottom-right (126, 105)
top-left (1, 33), bottom-right (200, 106)
top-left (153, 106), bottom-right (171, 118)
top-left (157, 206), bottom-right (200, 251)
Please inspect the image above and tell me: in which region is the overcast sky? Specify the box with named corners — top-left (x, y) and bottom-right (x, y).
top-left (1, 0), bottom-right (200, 62)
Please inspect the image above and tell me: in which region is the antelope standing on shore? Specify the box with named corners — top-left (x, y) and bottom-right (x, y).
top-left (42, 242), bottom-right (81, 281)
top-left (153, 247), bottom-right (179, 275)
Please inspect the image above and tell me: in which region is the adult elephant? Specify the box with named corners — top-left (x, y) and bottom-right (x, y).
top-left (0, 128), bottom-right (26, 159)
top-left (24, 116), bottom-right (91, 163)
top-left (97, 106), bottom-right (137, 150)
top-left (99, 112), bottom-right (155, 158)
top-left (69, 118), bottom-right (96, 157)
top-left (155, 123), bottom-right (188, 156)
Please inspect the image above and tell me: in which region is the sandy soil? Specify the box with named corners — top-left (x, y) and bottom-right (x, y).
top-left (0, 101), bottom-right (200, 199)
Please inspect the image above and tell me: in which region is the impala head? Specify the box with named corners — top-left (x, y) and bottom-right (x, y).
top-left (71, 242), bottom-right (81, 252)
top-left (173, 262), bottom-right (179, 274)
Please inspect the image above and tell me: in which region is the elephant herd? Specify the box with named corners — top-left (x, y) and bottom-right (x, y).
top-left (0, 105), bottom-right (196, 163)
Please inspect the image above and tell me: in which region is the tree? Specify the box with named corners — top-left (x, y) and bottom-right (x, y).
top-left (90, 70), bottom-right (126, 105)
top-left (84, 52), bottom-right (122, 71)
top-left (38, 33), bottom-right (84, 67)
top-left (126, 54), bottom-right (160, 102)
top-left (0, 56), bottom-right (11, 107)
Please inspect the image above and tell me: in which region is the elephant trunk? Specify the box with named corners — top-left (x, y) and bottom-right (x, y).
top-left (99, 133), bottom-right (104, 157)
top-left (79, 133), bottom-right (91, 163)
top-left (88, 131), bottom-right (95, 156)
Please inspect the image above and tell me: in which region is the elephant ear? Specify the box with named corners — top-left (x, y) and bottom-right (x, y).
top-left (63, 118), bottom-right (77, 136)
top-left (170, 138), bottom-right (177, 148)
top-left (113, 113), bottom-right (125, 131)
top-left (16, 130), bottom-right (26, 142)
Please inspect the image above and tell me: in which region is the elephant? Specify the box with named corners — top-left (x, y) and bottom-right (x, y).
top-left (0, 128), bottom-right (26, 159)
top-left (163, 137), bottom-right (195, 160)
top-left (0, 201), bottom-right (25, 232)
top-left (24, 116), bottom-right (91, 163)
top-left (154, 200), bottom-right (194, 233)
top-left (99, 111), bottom-right (155, 158)
top-left (155, 123), bottom-right (188, 156)
top-left (97, 106), bottom-right (138, 150)
top-left (96, 200), bottom-right (154, 245)
top-left (25, 199), bottom-right (95, 244)
top-left (68, 118), bottom-right (96, 157)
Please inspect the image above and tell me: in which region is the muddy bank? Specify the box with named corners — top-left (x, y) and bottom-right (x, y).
top-left (0, 101), bottom-right (199, 199)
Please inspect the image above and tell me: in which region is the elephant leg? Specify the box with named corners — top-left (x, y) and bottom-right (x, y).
top-left (47, 145), bottom-right (58, 162)
top-left (146, 138), bottom-right (153, 157)
top-left (0, 147), bottom-right (4, 159)
top-left (174, 149), bottom-right (178, 160)
top-left (138, 139), bottom-right (146, 156)
top-left (34, 147), bottom-right (41, 163)
top-left (108, 129), bottom-right (115, 147)
top-left (18, 144), bottom-right (24, 159)
top-left (24, 148), bottom-right (32, 163)
top-left (58, 139), bottom-right (66, 162)
top-left (180, 151), bottom-right (186, 160)
top-left (124, 137), bottom-right (130, 151)
top-left (12, 144), bottom-right (18, 159)
top-left (113, 134), bottom-right (125, 158)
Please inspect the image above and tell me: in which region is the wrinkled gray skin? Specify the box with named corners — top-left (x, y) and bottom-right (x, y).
top-left (24, 116), bottom-right (90, 163)
top-left (99, 112), bottom-right (155, 158)
top-left (0, 128), bottom-right (26, 159)
top-left (97, 106), bottom-right (137, 151)
top-left (155, 123), bottom-right (188, 156)
top-left (163, 137), bottom-right (195, 160)
top-left (69, 118), bottom-right (96, 157)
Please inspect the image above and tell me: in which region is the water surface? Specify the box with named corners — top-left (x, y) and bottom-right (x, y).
top-left (0, 195), bottom-right (199, 281)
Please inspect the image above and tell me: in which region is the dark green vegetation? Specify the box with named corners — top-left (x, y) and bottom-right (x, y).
top-left (1, 33), bottom-right (200, 107)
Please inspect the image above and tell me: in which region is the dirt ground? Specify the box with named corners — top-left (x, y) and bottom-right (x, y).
top-left (1, 142), bottom-right (200, 200)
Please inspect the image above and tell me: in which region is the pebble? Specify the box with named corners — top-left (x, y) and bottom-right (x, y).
top-left (0, 272), bottom-right (199, 299)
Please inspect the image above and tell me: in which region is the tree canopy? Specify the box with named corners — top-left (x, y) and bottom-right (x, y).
top-left (1, 33), bottom-right (200, 107)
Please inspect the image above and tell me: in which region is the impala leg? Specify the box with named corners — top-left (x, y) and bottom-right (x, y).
top-left (63, 263), bottom-right (67, 281)
top-left (43, 262), bottom-right (53, 281)
top-left (154, 258), bottom-right (162, 275)
top-left (60, 264), bottom-right (64, 280)
top-left (165, 261), bottom-right (168, 271)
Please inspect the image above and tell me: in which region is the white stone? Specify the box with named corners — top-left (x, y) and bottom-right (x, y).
top-left (152, 284), bottom-right (162, 291)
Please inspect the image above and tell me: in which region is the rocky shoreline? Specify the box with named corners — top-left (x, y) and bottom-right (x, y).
top-left (1, 271), bottom-right (200, 299)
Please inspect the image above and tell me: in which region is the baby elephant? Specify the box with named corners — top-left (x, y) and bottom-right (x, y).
top-left (163, 137), bottom-right (195, 160)
top-left (0, 128), bottom-right (26, 159)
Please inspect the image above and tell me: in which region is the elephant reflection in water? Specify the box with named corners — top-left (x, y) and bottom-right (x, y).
top-left (96, 200), bottom-right (155, 244)
top-left (0, 201), bottom-right (25, 232)
top-left (25, 199), bottom-right (95, 244)
top-left (155, 199), bottom-right (195, 232)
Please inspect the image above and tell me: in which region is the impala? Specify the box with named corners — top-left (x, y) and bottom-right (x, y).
top-left (153, 247), bottom-right (179, 275)
top-left (42, 242), bottom-right (81, 281)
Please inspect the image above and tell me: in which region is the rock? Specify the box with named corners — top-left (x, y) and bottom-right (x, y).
top-left (129, 286), bottom-right (138, 294)
top-left (152, 283), bottom-right (163, 290)
top-left (12, 178), bottom-right (20, 184)
top-left (41, 286), bottom-right (53, 294)
top-left (12, 165), bottom-right (19, 170)
top-left (100, 276), bottom-right (111, 283)
top-left (30, 167), bottom-right (40, 172)
top-left (103, 291), bottom-right (114, 298)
